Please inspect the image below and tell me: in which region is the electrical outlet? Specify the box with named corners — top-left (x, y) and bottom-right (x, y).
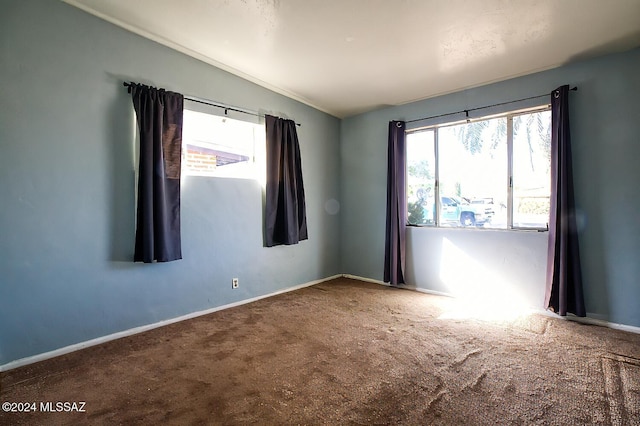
top-left (232, 278), bottom-right (239, 289)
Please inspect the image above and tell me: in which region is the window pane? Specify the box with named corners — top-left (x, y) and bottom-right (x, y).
top-left (182, 110), bottom-right (264, 180)
top-left (407, 130), bottom-right (436, 225)
top-left (512, 110), bottom-right (551, 228)
top-left (438, 118), bottom-right (507, 228)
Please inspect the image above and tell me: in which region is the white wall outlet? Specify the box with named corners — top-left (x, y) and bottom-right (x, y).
top-left (232, 278), bottom-right (239, 289)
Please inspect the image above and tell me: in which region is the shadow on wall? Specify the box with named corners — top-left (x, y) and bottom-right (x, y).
top-left (107, 77), bottom-right (136, 262)
top-left (570, 81), bottom-right (610, 321)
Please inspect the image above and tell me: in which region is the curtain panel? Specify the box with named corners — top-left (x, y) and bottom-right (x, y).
top-left (265, 114), bottom-right (308, 247)
top-left (384, 121), bottom-right (407, 285)
top-left (544, 85), bottom-right (585, 316)
top-left (130, 84), bottom-right (184, 263)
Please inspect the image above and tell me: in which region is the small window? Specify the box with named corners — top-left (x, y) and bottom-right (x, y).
top-left (512, 110), bottom-right (551, 229)
top-left (438, 118), bottom-right (507, 228)
top-left (407, 129), bottom-right (436, 225)
top-left (406, 106), bottom-right (551, 230)
top-left (182, 109), bottom-right (265, 180)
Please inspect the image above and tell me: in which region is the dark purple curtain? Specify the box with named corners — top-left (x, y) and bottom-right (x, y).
top-left (544, 85), bottom-right (585, 316)
top-left (384, 121), bottom-right (406, 285)
top-left (265, 114), bottom-right (308, 247)
top-left (130, 83), bottom-right (184, 262)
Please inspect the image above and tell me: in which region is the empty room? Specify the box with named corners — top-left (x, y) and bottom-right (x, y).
top-left (1, 0), bottom-right (639, 424)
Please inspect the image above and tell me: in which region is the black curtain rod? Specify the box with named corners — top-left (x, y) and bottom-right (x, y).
top-left (123, 82), bottom-right (301, 127)
top-left (404, 86), bottom-right (577, 125)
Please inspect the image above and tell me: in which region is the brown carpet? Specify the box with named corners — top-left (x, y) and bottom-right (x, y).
top-left (1, 278), bottom-right (639, 425)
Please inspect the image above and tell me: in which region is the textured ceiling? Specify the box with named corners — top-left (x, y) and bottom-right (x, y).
top-left (65, 0), bottom-right (640, 118)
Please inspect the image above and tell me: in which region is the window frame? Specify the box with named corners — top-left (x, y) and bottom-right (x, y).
top-left (406, 105), bottom-right (551, 231)
top-left (181, 108), bottom-right (266, 182)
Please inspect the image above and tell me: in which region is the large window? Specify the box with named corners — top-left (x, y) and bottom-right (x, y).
top-left (407, 107), bottom-right (551, 230)
top-left (182, 109), bottom-right (265, 181)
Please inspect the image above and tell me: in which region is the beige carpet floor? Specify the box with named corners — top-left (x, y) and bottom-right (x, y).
top-left (1, 277), bottom-right (639, 425)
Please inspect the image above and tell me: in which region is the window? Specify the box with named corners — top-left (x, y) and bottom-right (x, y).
top-left (407, 129), bottom-right (436, 225)
top-left (512, 111), bottom-right (552, 228)
top-left (407, 107), bottom-right (551, 230)
top-left (181, 109), bottom-right (265, 181)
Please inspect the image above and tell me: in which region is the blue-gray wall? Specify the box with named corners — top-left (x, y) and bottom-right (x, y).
top-left (341, 48), bottom-right (640, 327)
top-left (0, 0), bottom-right (341, 366)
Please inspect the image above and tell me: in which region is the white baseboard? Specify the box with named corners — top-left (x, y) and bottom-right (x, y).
top-left (342, 274), bottom-right (640, 335)
top-left (343, 274), bottom-right (452, 297)
top-left (0, 274), bottom-right (342, 373)
top-left (3, 274), bottom-right (638, 372)
top-left (342, 274), bottom-right (388, 286)
top-left (546, 311), bottom-right (640, 334)
top-left (408, 286), bottom-right (454, 298)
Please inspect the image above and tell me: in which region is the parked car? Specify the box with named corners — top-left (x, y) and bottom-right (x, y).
top-left (441, 196), bottom-right (494, 227)
top-left (470, 197), bottom-right (496, 217)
